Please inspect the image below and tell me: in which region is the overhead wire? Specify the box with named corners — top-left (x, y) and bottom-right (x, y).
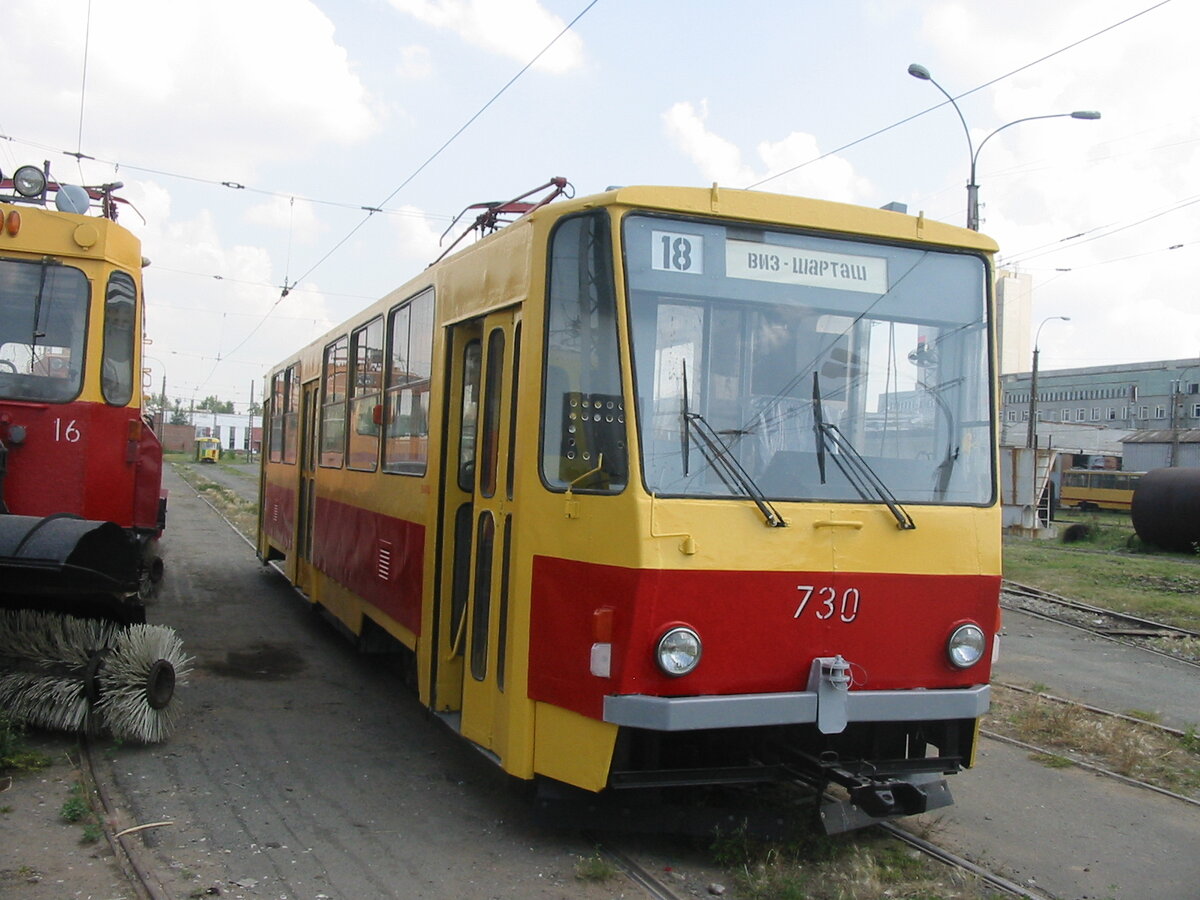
top-left (745, 0), bottom-right (1174, 191)
top-left (193, 0), bottom-right (602, 393)
top-left (1001, 193), bottom-right (1200, 267)
top-left (281, 0), bottom-right (602, 295)
top-left (0, 131), bottom-right (456, 223)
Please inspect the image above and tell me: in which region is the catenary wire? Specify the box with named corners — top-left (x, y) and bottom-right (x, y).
top-left (745, 0), bottom-right (1174, 190)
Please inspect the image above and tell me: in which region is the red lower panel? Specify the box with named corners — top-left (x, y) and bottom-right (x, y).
top-left (0, 400), bottom-right (160, 531)
top-left (528, 556), bottom-right (1000, 720)
top-left (312, 496), bottom-right (424, 636)
top-left (261, 480), bottom-right (296, 552)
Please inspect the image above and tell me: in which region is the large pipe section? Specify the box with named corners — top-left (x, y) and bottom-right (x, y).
top-left (1131, 467), bottom-right (1200, 552)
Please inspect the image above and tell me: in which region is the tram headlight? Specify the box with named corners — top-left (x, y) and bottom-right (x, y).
top-left (13, 166), bottom-right (47, 198)
top-left (946, 623), bottom-right (986, 669)
top-left (655, 626), bottom-right (702, 677)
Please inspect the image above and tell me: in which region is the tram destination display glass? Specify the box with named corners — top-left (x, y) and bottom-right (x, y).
top-left (624, 214), bottom-right (993, 506)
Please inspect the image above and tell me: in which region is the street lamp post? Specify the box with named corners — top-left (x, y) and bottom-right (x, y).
top-left (1026, 316), bottom-right (1070, 448)
top-left (907, 64), bottom-right (1100, 230)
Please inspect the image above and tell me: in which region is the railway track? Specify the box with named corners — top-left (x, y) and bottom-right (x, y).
top-left (1001, 579), bottom-right (1200, 666)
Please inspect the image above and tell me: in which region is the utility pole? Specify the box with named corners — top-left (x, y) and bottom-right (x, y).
top-left (1170, 379), bottom-right (1181, 467)
top-left (248, 380), bottom-right (255, 461)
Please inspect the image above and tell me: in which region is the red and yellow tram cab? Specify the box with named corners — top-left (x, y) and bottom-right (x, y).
top-left (260, 185), bottom-right (1001, 830)
top-left (0, 167), bottom-right (164, 620)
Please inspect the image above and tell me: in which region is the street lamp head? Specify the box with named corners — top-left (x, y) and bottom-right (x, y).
top-left (1070, 110), bottom-right (1101, 120)
top-left (907, 63), bottom-right (931, 80)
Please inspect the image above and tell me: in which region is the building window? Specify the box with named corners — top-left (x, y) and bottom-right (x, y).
top-left (1107, 408), bottom-right (1116, 420)
top-left (1062, 409), bottom-right (1071, 422)
top-left (1155, 405), bottom-right (1166, 419)
top-left (1077, 407), bottom-right (1086, 420)
top-left (1091, 407), bottom-right (1100, 421)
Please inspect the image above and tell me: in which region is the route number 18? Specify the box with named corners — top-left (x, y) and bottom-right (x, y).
top-left (652, 231), bottom-right (703, 274)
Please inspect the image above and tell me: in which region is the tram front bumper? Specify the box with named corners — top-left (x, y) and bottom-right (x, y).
top-left (602, 683), bottom-right (990, 733)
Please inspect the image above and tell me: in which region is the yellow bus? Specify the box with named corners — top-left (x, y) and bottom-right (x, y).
top-left (1060, 468), bottom-right (1143, 511)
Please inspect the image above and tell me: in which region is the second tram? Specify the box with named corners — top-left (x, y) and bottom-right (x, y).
top-left (0, 163), bottom-right (165, 622)
top-left (258, 184), bottom-right (1001, 831)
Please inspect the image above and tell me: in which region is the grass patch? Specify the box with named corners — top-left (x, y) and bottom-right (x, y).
top-left (710, 825), bottom-right (998, 900)
top-left (1003, 536), bottom-right (1200, 631)
top-left (172, 462), bottom-right (259, 538)
top-left (989, 685), bottom-right (1200, 797)
top-left (573, 849), bottom-right (617, 882)
top-left (0, 713), bottom-right (51, 774)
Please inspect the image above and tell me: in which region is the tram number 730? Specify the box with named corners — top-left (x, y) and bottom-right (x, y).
top-left (794, 585), bottom-right (861, 623)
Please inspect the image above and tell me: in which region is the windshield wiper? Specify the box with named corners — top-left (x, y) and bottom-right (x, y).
top-left (813, 373), bottom-right (916, 531)
top-left (920, 376), bottom-right (961, 499)
top-left (681, 363), bottom-right (786, 527)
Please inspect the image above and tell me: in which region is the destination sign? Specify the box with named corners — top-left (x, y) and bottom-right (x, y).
top-left (725, 239), bottom-right (887, 293)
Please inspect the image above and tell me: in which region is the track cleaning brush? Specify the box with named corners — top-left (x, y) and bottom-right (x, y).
top-left (0, 609), bottom-right (192, 743)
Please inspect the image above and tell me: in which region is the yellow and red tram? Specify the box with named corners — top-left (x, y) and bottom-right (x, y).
top-left (259, 184), bottom-right (1001, 831)
top-left (0, 164), bottom-right (165, 622)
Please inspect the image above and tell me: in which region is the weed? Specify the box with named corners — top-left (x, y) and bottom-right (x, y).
top-left (1029, 752), bottom-right (1074, 768)
top-left (0, 713), bottom-right (51, 774)
top-left (59, 783), bottom-right (90, 823)
top-left (573, 848), bottom-right (617, 882)
top-left (81, 823), bottom-right (103, 843)
top-left (1122, 709), bottom-right (1162, 724)
top-left (1182, 725), bottom-right (1200, 754)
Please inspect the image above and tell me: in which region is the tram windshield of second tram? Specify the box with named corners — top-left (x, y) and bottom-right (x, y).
top-left (623, 214), bottom-right (993, 506)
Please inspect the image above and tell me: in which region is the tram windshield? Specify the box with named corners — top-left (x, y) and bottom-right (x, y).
top-left (624, 214), bottom-right (993, 506)
top-left (0, 259), bottom-right (88, 402)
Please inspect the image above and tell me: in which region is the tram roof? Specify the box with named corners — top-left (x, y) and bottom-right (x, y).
top-left (549, 184), bottom-right (999, 254)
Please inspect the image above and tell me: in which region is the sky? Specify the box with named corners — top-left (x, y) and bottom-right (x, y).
top-left (2, 0), bottom-right (1197, 412)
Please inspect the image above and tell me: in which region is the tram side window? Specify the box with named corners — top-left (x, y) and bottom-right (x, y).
top-left (0, 259), bottom-right (88, 402)
top-left (269, 371), bottom-right (285, 463)
top-left (540, 212), bottom-right (628, 492)
top-left (284, 363), bottom-right (299, 464)
top-left (320, 336), bottom-right (349, 467)
top-left (101, 272), bottom-right (136, 406)
top-left (348, 317), bottom-right (384, 472)
top-left (383, 288), bottom-right (434, 475)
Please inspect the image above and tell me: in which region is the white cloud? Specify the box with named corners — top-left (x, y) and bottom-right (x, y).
top-left (396, 45), bottom-right (435, 80)
top-left (245, 196), bottom-right (321, 240)
top-left (388, 0), bottom-right (584, 73)
top-left (0, 0), bottom-right (378, 175)
top-left (662, 100), bottom-right (874, 204)
top-left (909, 0), bottom-right (1200, 367)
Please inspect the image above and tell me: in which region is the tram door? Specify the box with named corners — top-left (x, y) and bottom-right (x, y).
top-left (436, 309), bottom-right (520, 756)
top-left (295, 380), bottom-right (319, 593)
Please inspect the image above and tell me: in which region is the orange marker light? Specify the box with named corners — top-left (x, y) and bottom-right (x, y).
top-left (5, 210), bottom-right (20, 236)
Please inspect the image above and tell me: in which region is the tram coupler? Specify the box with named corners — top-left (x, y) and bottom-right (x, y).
top-left (819, 773), bottom-right (953, 834)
